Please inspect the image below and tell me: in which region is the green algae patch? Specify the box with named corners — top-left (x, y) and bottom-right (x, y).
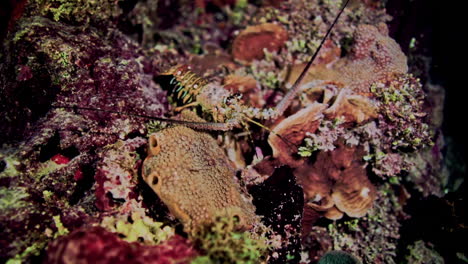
top-left (32, 0), bottom-right (122, 24)
top-left (0, 187), bottom-right (30, 211)
top-left (5, 241), bottom-right (48, 264)
top-left (191, 216), bottom-right (269, 264)
top-left (53, 215), bottom-right (69, 238)
top-left (101, 212), bottom-right (175, 245)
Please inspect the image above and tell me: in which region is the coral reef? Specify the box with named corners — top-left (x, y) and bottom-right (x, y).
top-left (0, 0), bottom-right (458, 263)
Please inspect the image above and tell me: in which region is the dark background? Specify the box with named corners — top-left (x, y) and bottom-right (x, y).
top-left (387, 0), bottom-right (466, 161)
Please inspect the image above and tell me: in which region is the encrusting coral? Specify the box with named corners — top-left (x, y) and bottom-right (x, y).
top-left (142, 119), bottom-right (259, 235)
top-left (284, 23), bottom-right (408, 96)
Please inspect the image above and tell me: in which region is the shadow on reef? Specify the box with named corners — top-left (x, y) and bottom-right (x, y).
top-left (250, 166), bottom-right (304, 264)
top-left (397, 182), bottom-right (467, 263)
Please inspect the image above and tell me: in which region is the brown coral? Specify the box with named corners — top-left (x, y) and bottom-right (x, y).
top-left (294, 143), bottom-right (376, 219)
top-left (232, 23), bottom-right (288, 63)
top-left (331, 166), bottom-right (376, 218)
top-left (333, 23), bottom-right (408, 94)
top-left (142, 125), bottom-right (258, 234)
top-left (285, 23), bottom-right (408, 96)
top-left (268, 102), bottom-right (327, 167)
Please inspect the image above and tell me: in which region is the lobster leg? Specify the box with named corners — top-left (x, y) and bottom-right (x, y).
top-left (174, 101), bottom-right (199, 112)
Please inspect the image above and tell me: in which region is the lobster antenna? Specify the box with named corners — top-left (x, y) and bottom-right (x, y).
top-left (274, 0), bottom-right (350, 117)
top-left (52, 105), bottom-right (224, 128)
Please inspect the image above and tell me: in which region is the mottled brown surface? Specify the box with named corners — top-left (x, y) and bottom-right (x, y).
top-left (285, 23), bottom-right (408, 96)
top-left (268, 102), bottom-right (327, 168)
top-left (232, 23), bottom-right (288, 63)
top-left (294, 143), bottom-right (376, 219)
top-left (142, 125), bottom-right (257, 234)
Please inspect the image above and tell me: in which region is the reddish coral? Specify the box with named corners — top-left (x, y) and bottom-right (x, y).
top-left (45, 227), bottom-right (198, 264)
top-left (294, 143), bottom-right (376, 219)
top-left (232, 23), bottom-right (288, 63)
top-left (94, 137), bottom-right (146, 212)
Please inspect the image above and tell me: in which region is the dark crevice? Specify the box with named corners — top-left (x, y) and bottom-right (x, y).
top-left (69, 164), bottom-right (95, 205)
top-left (38, 132), bottom-right (61, 162)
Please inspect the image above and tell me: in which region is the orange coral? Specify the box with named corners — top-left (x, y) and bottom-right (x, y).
top-left (268, 102), bottom-right (327, 167)
top-left (332, 171), bottom-right (376, 218)
top-left (232, 23), bottom-right (288, 63)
